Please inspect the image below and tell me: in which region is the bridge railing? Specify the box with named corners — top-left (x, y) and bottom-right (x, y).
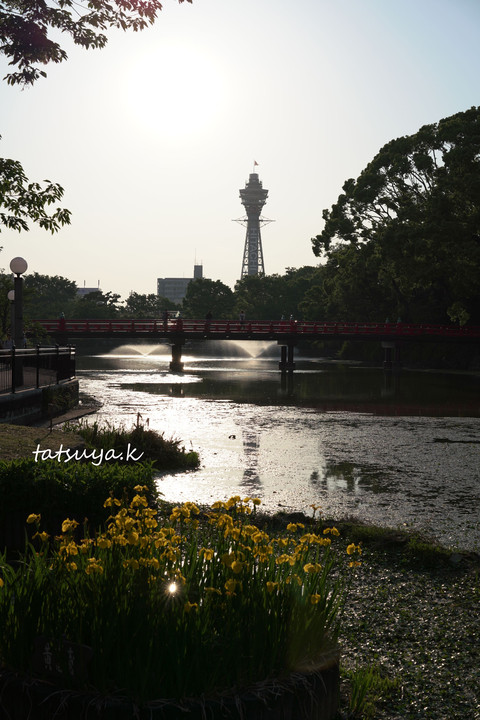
top-left (35, 319), bottom-right (480, 339)
top-left (0, 346), bottom-right (76, 394)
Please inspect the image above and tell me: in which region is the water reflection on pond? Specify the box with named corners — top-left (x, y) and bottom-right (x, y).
top-left (76, 341), bottom-right (480, 551)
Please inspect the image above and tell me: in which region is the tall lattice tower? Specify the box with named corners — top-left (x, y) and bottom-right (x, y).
top-left (235, 170), bottom-right (273, 278)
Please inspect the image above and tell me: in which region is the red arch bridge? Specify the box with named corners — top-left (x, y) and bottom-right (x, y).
top-left (36, 319), bottom-right (480, 372)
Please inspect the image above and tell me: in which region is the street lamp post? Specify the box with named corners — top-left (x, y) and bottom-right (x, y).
top-left (10, 257), bottom-right (27, 348)
top-left (10, 257), bottom-right (27, 388)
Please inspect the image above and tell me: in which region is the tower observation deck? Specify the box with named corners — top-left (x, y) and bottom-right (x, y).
top-left (235, 171), bottom-right (273, 278)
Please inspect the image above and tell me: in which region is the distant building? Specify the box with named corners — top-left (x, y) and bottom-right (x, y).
top-left (157, 265), bottom-right (203, 305)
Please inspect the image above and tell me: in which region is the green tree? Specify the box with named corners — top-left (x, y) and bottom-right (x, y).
top-left (298, 267), bottom-right (328, 321)
top-left (0, 0), bottom-right (191, 234)
top-left (69, 290), bottom-right (120, 319)
top-left (23, 272), bottom-right (77, 319)
top-left (312, 107), bottom-right (480, 324)
top-left (182, 278), bottom-right (234, 319)
top-left (234, 268), bottom-right (317, 320)
top-left (233, 275), bottom-right (282, 320)
top-left (300, 250), bottom-right (393, 322)
top-left (122, 292), bottom-right (177, 318)
top-left (282, 266), bottom-right (318, 318)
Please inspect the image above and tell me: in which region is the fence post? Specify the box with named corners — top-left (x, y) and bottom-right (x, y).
top-left (56, 344), bottom-right (60, 383)
top-left (11, 347), bottom-right (15, 394)
top-left (36, 345), bottom-right (40, 388)
top-left (70, 345), bottom-right (76, 379)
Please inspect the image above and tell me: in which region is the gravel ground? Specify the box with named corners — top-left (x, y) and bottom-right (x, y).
top-left (254, 510), bottom-right (480, 719)
top-left (335, 537), bottom-right (480, 719)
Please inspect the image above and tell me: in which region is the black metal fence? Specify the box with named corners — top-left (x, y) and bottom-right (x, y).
top-left (0, 346), bottom-right (76, 394)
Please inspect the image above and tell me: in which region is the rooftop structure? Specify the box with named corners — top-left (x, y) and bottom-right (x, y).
top-left (77, 282), bottom-right (101, 297)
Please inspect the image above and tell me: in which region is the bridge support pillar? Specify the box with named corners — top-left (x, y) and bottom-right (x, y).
top-left (382, 341), bottom-right (401, 370)
top-left (280, 369), bottom-right (294, 395)
top-left (279, 342), bottom-right (296, 373)
top-left (170, 343), bottom-right (184, 372)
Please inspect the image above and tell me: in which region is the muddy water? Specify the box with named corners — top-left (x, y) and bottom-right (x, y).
top-left (75, 341), bottom-right (480, 551)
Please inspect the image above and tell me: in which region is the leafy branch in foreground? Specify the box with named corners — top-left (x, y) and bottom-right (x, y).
top-left (0, 1), bottom-right (193, 234)
top-left (0, 0), bottom-right (192, 87)
top-left (0, 150), bottom-right (71, 233)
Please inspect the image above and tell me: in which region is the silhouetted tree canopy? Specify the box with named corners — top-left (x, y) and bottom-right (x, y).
top-left (312, 107), bottom-right (480, 324)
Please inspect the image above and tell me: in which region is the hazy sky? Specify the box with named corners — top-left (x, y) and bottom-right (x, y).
top-left (1, 0), bottom-right (479, 301)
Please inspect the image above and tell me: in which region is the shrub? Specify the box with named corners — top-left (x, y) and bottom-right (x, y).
top-left (0, 459), bottom-right (158, 546)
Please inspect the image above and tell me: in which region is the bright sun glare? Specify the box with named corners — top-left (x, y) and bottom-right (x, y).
top-left (124, 43), bottom-right (224, 138)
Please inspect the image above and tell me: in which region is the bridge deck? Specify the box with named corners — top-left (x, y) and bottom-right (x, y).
top-left (37, 319), bottom-right (480, 343)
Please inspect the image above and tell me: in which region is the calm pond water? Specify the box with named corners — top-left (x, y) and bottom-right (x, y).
top-left (75, 340), bottom-right (480, 551)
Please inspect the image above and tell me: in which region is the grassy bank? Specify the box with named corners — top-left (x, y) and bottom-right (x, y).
top-left (0, 419), bottom-right (199, 471)
top-left (0, 423), bottom-right (84, 461)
